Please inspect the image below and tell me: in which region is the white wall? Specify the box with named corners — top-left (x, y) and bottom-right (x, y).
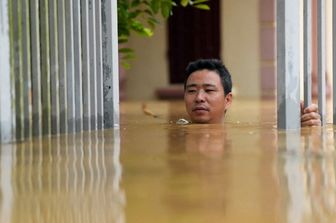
top-left (221, 0), bottom-right (260, 98)
top-left (125, 18), bottom-right (169, 100)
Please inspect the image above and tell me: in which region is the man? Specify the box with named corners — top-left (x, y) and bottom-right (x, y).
top-left (184, 58), bottom-right (321, 127)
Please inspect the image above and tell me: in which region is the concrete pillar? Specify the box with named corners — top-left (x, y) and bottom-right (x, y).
top-left (102, 0), bottom-right (120, 128)
top-left (277, 0), bottom-right (301, 130)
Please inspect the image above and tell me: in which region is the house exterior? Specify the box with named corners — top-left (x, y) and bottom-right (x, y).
top-left (125, 0), bottom-right (333, 100)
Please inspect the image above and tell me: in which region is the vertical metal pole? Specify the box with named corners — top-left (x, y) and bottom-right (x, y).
top-left (0, 0), bottom-right (14, 143)
top-left (40, 0), bottom-right (51, 135)
top-left (30, 0), bottom-right (42, 137)
top-left (317, 0), bottom-right (326, 125)
top-left (58, 0), bottom-right (67, 133)
top-left (65, 0), bottom-right (76, 133)
top-left (22, 0), bottom-right (32, 139)
top-left (102, 0), bottom-right (120, 128)
top-left (333, 0), bottom-right (336, 124)
top-left (81, 0), bottom-right (91, 131)
top-left (277, 0), bottom-right (301, 130)
top-left (96, 0), bottom-right (104, 130)
top-left (49, 0), bottom-right (60, 134)
top-left (73, 0), bottom-right (83, 132)
top-left (81, 0), bottom-right (91, 130)
top-left (304, 0), bottom-right (312, 108)
top-left (89, 0), bottom-right (97, 130)
top-left (13, 0), bottom-right (24, 140)
top-left (9, 0), bottom-right (16, 141)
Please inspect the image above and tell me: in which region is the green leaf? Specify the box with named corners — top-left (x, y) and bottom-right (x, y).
top-left (130, 20), bottom-right (154, 36)
top-left (129, 9), bottom-right (142, 19)
top-left (161, 1), bottom-right (172, 18)
top-left (144, 9), bottom-right (154, 16)
top-left (119, 48), bottom-right (134, 53)
top-left (118, 38), bottom-right (128, 44)
top-left (193, 0), bottom-right (209, 4)
top-left (142, 0), bottom-right (150, 7)
top-left (122, 53), bottom-right (135, 60)
top-left (193, 4), bottom-right (210, 10)
top-left (150, 0), bottom-right (160, 13)
top-left (147, 17), bottom-right (159, 28)
top-left (180, 0), bottom-right (189, 7)
top-left (119, 47), bottom-right (135, 69)
top-left (121, 61), bottom-right (131, 70)
top-left (142, 27), bottom-right (154, 36)
top-left (131, 0), bottom-right (141, 7)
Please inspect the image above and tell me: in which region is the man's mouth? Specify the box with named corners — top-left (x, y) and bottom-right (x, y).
top-left (192, 107), bottom-right (209, 112)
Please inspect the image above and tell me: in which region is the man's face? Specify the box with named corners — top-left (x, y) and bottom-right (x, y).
top-left (184, 69), bottom-right (232, 124)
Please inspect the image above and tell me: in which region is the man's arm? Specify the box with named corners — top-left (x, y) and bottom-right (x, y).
top-left (300, 102), bottom-right (321, 127)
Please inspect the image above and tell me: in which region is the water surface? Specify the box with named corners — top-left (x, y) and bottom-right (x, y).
top-left (0, 100), bottom-right (335, 223)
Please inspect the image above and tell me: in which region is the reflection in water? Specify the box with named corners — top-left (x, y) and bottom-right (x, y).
top-left (279, 128), bottom-right (336, 223)
top-left (182, 125), bottom-right (230, 157)
top-left (0, 143), bottom-right (14, 223)
top-left (0, 130), bottom-right (125, 223)
top-left (165, 125), bottom-right (231, 221)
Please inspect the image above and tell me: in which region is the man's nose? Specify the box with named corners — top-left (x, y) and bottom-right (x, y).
top-left (195, 90), bottom-right (205, 102)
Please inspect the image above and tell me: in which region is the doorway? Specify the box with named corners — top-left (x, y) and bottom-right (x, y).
top-left (167, 0), bottom-right (221, 84)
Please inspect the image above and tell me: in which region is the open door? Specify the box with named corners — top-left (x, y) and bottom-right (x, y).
top-left (168, 0), bottom-right (221, 84)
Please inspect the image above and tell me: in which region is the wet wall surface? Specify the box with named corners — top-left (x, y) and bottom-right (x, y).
top-left (0, 100), bottom-right (335, 223)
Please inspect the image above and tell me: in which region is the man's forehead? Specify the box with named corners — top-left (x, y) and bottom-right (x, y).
top-left (187, 70), bottom-right (220, 80)
top-left (186, 83), bottom-right (217, 88)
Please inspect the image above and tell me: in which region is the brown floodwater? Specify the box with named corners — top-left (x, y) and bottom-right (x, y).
top-left (0, 99), bottom-right (336, 223)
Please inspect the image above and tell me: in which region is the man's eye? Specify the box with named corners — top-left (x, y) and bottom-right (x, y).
top-left (187, 89), bottom-right (196, 93)
top-left (205, 89), bottom-right (215, 93)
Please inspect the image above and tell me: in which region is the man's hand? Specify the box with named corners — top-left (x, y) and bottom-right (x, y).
top-left (300, 102), bottom-right (321, 127)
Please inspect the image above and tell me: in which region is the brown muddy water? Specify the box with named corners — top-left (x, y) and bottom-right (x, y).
top-left (0, 100), bottom-right (335, 223)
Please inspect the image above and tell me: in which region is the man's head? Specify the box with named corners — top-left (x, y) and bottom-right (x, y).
top-left (184, 59), bottom-right (233, 124)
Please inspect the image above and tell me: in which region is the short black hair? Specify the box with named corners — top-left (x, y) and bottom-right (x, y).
top-left (184, 59), bottom-right (232, 95)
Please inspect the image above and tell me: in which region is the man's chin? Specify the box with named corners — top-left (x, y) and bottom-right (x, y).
top-left (191, 117), bottom-right (210, 124)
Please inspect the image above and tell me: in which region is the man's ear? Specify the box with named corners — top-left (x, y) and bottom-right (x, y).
top-left (224, 92), bottom-right (233, 111)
